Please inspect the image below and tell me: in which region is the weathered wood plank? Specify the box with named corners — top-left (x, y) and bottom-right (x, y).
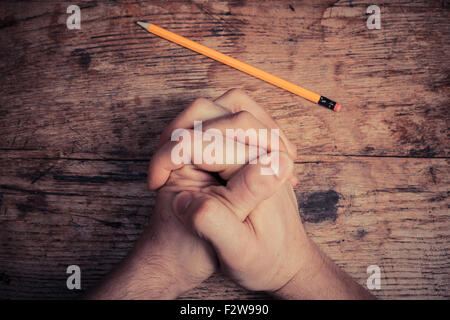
top-left (0, 0), bottom-right (448, 159)
top-left (0, 0), bottom-right (448, 299)
top-left (0, 155), bottom-right (448, 299)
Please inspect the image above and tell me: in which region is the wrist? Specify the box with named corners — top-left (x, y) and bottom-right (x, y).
top-left (272, 238), bottom-right (375, 300)
top-left (127, 241), bottom-right (191, 299)
top-left (85, 242), bottom-right (185, 300)
top-left (271, 237), bottom-right (326, 299)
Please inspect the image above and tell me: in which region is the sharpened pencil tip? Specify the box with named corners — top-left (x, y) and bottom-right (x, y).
top-left (136, 21), bottom-right (150, 30)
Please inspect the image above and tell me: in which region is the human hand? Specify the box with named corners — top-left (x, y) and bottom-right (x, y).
top-left (83, 168), bottom-right (219, 299)
top-left (88, 89), bottom-right (373, 299)
top-left (148, 89), bottom-right (306, 293)
top-left (149, 89), bottom-right (374, 299)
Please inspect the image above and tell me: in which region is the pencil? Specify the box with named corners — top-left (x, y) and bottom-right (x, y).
top-left (137, 21), bottom-right (341, 112)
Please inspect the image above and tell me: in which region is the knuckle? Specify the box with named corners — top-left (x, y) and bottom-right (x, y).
top-left (190, 97), bottom-right (210, 110)
top-left (227, 88), bottom-right (246, 98)
top-left (222, 89), bottom-right (247, 113)
top-left (192, 198), bottom-right (219, 228)
top-left (233, 110), bottom-right (253, 122)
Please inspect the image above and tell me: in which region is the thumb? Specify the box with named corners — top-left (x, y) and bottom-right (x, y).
top-left (224, 151), bottom-right (294, 221)
top-left (173, 191), bottom-right (253, 263)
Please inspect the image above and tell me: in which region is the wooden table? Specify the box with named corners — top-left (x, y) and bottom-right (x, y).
top-left (0, 0), bottom-right (448, 299)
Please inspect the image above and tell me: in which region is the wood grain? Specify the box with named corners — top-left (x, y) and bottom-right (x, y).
top-left (0, 0), bottom-right (448, 299)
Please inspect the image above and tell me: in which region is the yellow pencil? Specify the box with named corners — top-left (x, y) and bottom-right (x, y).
top-left (137, 21), bottom-right (341, 112)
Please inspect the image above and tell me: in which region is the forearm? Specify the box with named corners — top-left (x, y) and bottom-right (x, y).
top-left (273, 238), bottom-right (375, 300)
top-left (84, 240), bottom-right (183, 300)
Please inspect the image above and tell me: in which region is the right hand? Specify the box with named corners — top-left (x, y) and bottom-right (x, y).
top-left (172, 153), bottom-right (312, 292)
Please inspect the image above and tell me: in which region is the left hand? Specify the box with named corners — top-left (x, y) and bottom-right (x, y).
top-left (86, 89), bottom-right (297, 299)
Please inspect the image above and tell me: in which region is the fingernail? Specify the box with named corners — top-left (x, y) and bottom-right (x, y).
top-left (175, 192), bottom-right (193, 214)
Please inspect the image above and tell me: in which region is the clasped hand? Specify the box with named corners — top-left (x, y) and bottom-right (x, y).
top-left (86, 89), bottom-right (374, 300)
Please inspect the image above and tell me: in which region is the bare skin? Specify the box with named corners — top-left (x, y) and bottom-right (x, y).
top-left (86, 89), bottom-right (374, 300)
